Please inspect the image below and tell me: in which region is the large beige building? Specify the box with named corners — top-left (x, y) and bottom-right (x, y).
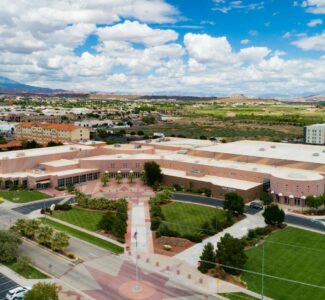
top-left (0, 137), bottom-right (324, 207)
top-left (15, 122), bottom-right (90, 145)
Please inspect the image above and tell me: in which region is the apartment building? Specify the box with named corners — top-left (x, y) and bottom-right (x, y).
top-left (15, 122), bottom-right (90, 145)
top-left (304, 124), bottom-right (325, 145)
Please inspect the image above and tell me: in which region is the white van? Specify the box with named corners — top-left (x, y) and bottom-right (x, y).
top-left (6, 286), bottom-right (29, 300)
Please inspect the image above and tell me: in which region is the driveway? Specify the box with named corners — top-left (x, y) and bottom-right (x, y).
top-left (0, 273), bottom-right (20, 300)
top-left (172, 193), bottom-right (260, 215)
top-left (12, 197), bottom-right (74, 215)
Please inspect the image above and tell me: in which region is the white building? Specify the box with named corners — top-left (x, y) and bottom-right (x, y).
top-left (304, 124), bottom-right (325, 145)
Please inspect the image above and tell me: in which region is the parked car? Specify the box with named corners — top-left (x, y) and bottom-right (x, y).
top-left (6, 286), bottom-right (29, 300)
top-left (249, 201), bottom-right (264, 210)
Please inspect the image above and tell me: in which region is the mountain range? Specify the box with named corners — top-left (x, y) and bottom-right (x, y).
top-left (0, 76), bottom-right (66, 94)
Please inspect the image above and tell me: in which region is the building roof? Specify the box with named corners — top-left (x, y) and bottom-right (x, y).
top-left (197, 140), bottom-right (325, 165)
top-left (17, 122), bottom-right (81, 131)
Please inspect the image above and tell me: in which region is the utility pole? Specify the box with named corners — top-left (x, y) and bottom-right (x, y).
top-left (261, 242), bottom-right (265, 300)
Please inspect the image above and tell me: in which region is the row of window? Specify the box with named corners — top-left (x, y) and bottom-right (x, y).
top-left (57, 172), bottom-right (99, 187)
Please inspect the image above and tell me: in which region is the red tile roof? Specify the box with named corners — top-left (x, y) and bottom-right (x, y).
top-left (17, 122), bottom-right (81, 131)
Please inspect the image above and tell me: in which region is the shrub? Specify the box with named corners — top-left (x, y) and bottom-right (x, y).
top-left (182, 233), bottom-right (203, 243)
top-left (54, 203), bottom-right (72, 211)
top-left (150, 217), bottom-right (162, 231)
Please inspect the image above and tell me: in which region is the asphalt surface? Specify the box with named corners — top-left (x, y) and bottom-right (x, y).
top-left (172, 192), bottom-right (325, 232)
top-left (12, 197), bottom-right (74, 215)
top-left (172, 193), bottom-right (259, 215)
top-left (0, 273), bottom-right (20, 300)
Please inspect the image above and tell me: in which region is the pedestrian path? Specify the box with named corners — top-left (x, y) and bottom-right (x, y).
top-left (131, 201), bottom-right (153, 253)
top-left (175, 212), bottom-right (266, 266)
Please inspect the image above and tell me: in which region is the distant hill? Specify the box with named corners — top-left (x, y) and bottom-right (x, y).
top-left (285, 94), bottom-right (325, 103)
top-left (0, 76), bottom-right (66, 94)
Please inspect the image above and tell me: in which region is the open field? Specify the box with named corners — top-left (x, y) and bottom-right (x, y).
top-left (242, 227), bottom-right (325, 300)
top-left (161, 202), bottom-right (228, 236)
top-left (124, 103), bottom-right (325, 142)
top-left (40, 218), bottom-right (124, 254)
top-left (0, 190), bottom-right (51, 203)
top-left (52, 208), bottom-right (105, 231)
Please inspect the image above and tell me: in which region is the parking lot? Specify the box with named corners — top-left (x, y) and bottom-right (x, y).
top-left (0, 273), bottom-right (19, 300)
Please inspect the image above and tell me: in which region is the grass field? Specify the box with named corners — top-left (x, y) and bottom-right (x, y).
top-left (0, 190), bottom-right (51, 203)
top-left (161, 202), bottom-right (228, 236)
top-left (40, 218), bottom-right (124, 254)
top-left (220, 292), bottom-right (258, 300)
top-left (242, 227), bottom-right (325, 300)
top-left (52, 208), bottom-right (105, 231)
top-left (4, 261), bottom-right (49, 279)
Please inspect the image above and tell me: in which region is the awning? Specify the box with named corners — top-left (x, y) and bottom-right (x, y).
top-left (270, 190), bottom-right (274, 194)
top-left (278, 193), bottom-right (283, 196)
top-left (289, 194), bottom-right (294, 199)
top-left (37, 180), bottom-right (50, 184)
top-left (301, 196), bottom-right (306, 200)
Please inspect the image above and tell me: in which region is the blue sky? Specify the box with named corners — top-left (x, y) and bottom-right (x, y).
top-left (1, 0), bottom-right (325, 96)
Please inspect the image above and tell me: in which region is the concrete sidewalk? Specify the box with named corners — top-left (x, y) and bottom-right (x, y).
top-left (175, 212), bottom-right (266, 266)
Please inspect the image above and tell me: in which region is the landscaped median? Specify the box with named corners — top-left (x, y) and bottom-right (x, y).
top-left (40, 218), bottom-right (124, 254)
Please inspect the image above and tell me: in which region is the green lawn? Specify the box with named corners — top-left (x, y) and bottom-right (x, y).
top-left (161, 202), bottom-right (228, 236)
top-left (4, 261), bottom-right (49, 279)
top-left (220, 292), bottom-right (258, 300)
top-left (40, 218), bottom-right (124, 254)
top-left (52, 208), bottom-right (105, 231)
top-left (0, 190), bottom-right (51, 203)
top-left (242, 227), bottom-right (325, 300)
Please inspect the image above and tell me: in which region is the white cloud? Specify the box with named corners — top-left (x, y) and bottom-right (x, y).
top-left (249, 30), bottom-right (259, 36)
top-left (302, 0), bottom-right (325, 14)
top-left (212, 0), bottom-right (264, 14)
top-left (238, 47), bottom-right (271, 63)
top-left (307, 18), bottom-right (323, 27)
top-left (240, 39), bottom-right (251, 45)
top-left (184, 33), bottom-right (233, 64)
top-left (97, 21), bottom-right (178, 46)
top-left (293, 32), bottom-right (325, 50)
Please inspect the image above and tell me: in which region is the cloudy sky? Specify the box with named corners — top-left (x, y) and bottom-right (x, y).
top-left (0, 0), bottom-right (325, 96)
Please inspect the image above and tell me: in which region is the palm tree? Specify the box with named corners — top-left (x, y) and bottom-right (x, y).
top-left (51, 231), bottom-right (69, 252)
top-left (100, 171), bottom-right (109, 187)
top-left (35, 225), bottom-right (53, 246)
top-left (115, 173), bottom-right (122, 184)
top-left (128, 171), bottom-right (135, 184)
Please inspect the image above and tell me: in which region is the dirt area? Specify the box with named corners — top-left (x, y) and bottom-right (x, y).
top-left (152, 234), bottom-right (194, 256)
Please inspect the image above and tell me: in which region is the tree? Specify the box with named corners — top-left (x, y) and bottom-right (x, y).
top-left (0, 230), bottom-right (22, 263)
top-left (198, 242), bottom-right (216, 273)
top-left (100, 172), bottom-right (109, 187)
top-left (14, 255), bottom-right (32, 274)
top-left (25, 219), bottom-right (41, 239)
top-left (112, 217), bottom-right (127, 241)
top-left (216, 233), bottom-right (247, 275)
top-left (259, 192), bottom-right (273, 206)
top-left (35, 225), bottom-right (53, 246)
top-left (24, 282), bottom-right (59, 300)
top-left (143, 161), bottom-right (163, 187)
top-left (47, 141), bottom-right (63, 147)
top-left (305, 196), bottom-right (323, 210)
top-left (263, 204), bottom-right (285, 227)
top-left (98, 212), bottom-right (116, 232)
top-left (128, 172), bottom-right (135, 184)
top-left (51, 232), bottom-right (69, 252)
top-left (115, 173), bottom-right (122, 184)
top-left (224, 192), bottom-right (245, 215)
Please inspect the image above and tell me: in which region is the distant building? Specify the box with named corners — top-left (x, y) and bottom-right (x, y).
top-left (304, 124), bottom-right (325, 145)
top-left (15, 122), bottom-right (90, 145)
top-left (21, 114), bottom-right (62, 124)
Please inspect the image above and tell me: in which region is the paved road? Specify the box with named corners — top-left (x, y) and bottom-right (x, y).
top-left (285, 214), bottom-right (325, 232)
top-left (172, 193), bottom-right (260, 215)
top-left (172, 193), bottom-right (325, 232)
top-left (0, 273), bottom-right (20, 300)
top-left (12, 197), bottom-right (74, 215)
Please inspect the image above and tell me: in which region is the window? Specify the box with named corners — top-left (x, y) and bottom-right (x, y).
top-left (87, 173), bottom-right (93, 181)
top-left (284, 197), bottom-right (289, 205)
top-left (58, 178), bottom-right (65, 187)
top-left (294, 198), bottom-right (300, 206)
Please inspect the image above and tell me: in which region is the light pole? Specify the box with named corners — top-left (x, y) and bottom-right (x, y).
top-left (261, 242), bottom-right (265, 300)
